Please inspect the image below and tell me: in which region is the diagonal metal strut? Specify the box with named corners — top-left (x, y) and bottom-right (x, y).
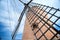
top-left (12, 0), bottom-right (32, 40)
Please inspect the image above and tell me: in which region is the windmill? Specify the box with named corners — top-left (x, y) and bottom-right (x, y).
top-left (12, 0), bottom-right (60, 40)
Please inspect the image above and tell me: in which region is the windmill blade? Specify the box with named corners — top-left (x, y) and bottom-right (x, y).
top-left (27, 0), bottom-right (33, 5)
top-left (12, 0), bottom-right (33, 40)
top-left (12, 6), bottom-right (28, 40)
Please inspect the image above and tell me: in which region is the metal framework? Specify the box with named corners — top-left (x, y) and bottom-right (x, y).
top-left (12, 0), bottom-right (32, 40)
top-left (27, 2), bottom-right (60, 40)
top-left (12, 0), bottom-right (60, 40)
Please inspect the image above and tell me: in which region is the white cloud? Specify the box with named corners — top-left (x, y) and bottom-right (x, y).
top-left (17, 14), bottom-right (26, 34)
top-left (0, 10), bottom-right (21, 32)
top-left (32, 0), bottom-right (60, 9)
top-left (0, 0), bottom-right (26, 36)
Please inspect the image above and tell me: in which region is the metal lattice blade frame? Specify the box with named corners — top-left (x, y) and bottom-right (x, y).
top-left (12, 0), bottom-right (60, 40)
top-left (26, 2), bottom-right (60, 40)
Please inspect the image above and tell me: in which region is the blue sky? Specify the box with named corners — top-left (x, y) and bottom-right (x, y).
top-left (0, 0), bottom-right (60, 40)
top-left (0, 0), bottom-right (25, 40)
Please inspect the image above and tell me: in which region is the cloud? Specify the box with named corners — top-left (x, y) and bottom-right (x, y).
top-left (32, 0), bottom-right (60, 9)
top-left (0, 0), bottom-right (25, 34)
top-left (17, 14), bottom-right (26, 34)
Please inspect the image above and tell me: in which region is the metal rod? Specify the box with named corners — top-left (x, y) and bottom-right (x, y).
top-left (12, 6), bottom-right (27, 40)
top-left (12, 0), bottom-right (33, 40)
